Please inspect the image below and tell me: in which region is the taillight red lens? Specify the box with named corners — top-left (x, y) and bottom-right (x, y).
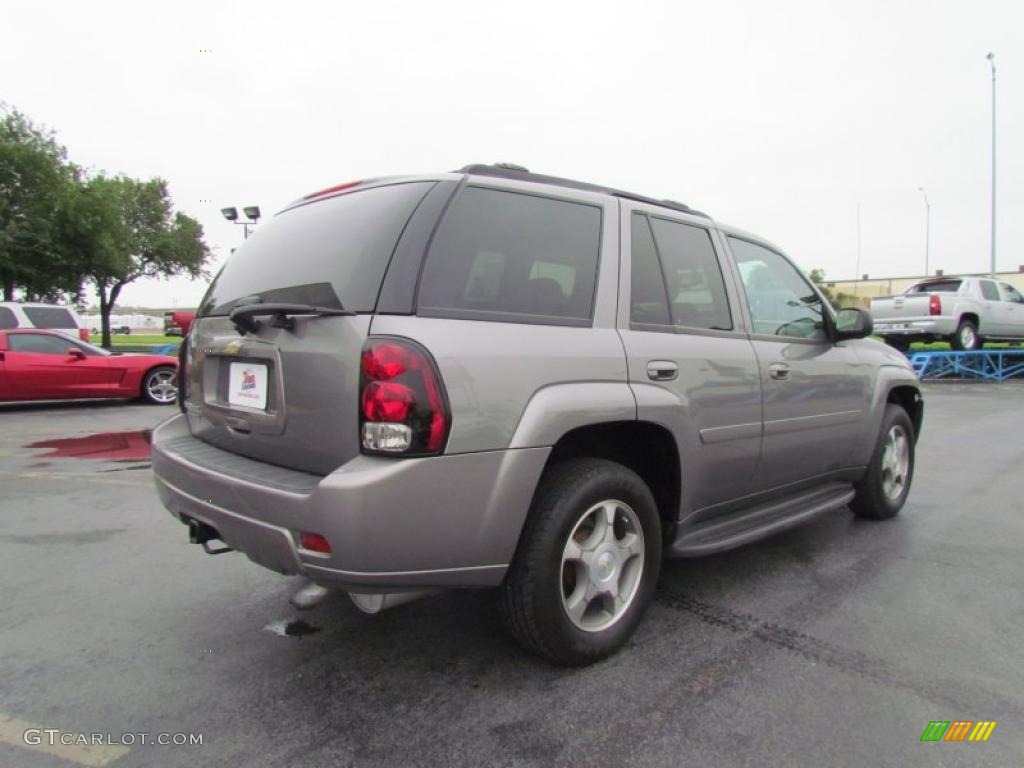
top-left (78, 328), bottom-right (89, 342)
top-left (299, 532), bottom-right (332, 553)
top-left (362, 381), bottom-right (414, 422)
top-left (359, 338), bottom-right (450, 455)
top-left (929, 295), bottom-right (942, 316)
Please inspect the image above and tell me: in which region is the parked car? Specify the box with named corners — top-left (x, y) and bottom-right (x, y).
top-left (112, 325), bottom-right (132, 335)
top-left (164, 311), bottom-right (196, 337)
top-left (0, 329), bottom-right (178, 404)
top-left (151, 164), bottom-right (923, 665)
top-left (0, 302), bottom-right (89, 342)
top-left (870, 276), bottom-right (1024, 351)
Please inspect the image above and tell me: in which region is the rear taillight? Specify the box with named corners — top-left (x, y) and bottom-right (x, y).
top-left (929, 295), bottom-right (942, 316)
top-left (299, 531), bottom-right (332, 554)
top-left (359, 338), bottom-right (450, 455)
top-left (78, 328), bottom-right (89, 342)
top-left (176, 337), bottom-right (188, 412)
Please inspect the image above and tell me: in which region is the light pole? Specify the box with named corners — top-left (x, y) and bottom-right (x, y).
top-left (221, 205), bottom-right (261, 239)
top-left (917, 187), bottom-right (930, 277)
top-left (986, 52), bottom-right (996, 276)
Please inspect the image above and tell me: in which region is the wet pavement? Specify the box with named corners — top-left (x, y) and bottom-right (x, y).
top-left (0, 385), bottom-right (1022, 767)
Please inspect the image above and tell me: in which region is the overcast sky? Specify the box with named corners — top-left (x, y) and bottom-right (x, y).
top-left (2, 0), bottom-right (1021, 308)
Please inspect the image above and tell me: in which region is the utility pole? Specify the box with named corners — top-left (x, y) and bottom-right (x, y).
top-left (917, 187), bottom-right (930, 277)
top-left (986, 52), bottom-right (997, 276)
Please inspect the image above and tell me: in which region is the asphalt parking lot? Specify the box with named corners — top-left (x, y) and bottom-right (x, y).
top-left (1, 383), bottom-right (1022, 768)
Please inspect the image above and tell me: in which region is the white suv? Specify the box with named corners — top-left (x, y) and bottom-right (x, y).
top-left (0, 302), bottom-right (89, 342)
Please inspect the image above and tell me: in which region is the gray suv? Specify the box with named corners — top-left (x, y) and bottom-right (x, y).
top-left (152, 164), bottom-right (923, 665)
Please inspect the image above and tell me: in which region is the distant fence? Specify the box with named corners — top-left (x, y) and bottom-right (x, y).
top-left (909, 350), bottom-right (1024, 381)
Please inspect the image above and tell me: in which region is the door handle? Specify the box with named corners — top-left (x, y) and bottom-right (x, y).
top-left (647, 360), bottom-right (678, 381)
top-left (768, 363), bottom-right (791, 380)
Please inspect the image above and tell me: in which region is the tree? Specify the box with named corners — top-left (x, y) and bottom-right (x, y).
top-left (0, 106), bottom-right (80, 301)
top-left (69, 176), bottom-right (211, 347)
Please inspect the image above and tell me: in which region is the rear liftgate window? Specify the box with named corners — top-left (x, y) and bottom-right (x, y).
top-left (198, 182), bottom-right (435, 316)
top-left (416, 187), bottom-right (602, 326)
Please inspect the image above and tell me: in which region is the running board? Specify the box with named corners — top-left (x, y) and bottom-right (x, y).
top-left (669, 482), bottom-right (855, 557)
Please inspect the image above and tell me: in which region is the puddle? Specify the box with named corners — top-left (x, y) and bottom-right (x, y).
top-left (263, 618), bottom-right (323, 638)
top-left (26, 430), bottom-right (152, 462)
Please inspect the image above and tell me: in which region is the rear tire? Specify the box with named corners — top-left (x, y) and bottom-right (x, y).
top-left (141, 365), bottom-right (178, 405)
top-left (851, 404), bottom-right (915, 520)
top-left (950, 320), bottom-right (981, 350)
top-left (885, 337), bottom-right (910, 353)
top-left (498, 458), bottom-right (662, 666)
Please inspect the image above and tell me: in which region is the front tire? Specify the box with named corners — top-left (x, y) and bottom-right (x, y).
top-left (141, 365), bottom-right (178, 405)
top-left (851, 404), bottom-right (915, 520)
top-left (499, 458), bottom-right (662, 666)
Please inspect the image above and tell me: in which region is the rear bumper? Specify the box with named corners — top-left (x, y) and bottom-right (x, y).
top-left (872, 317), bottom-right (954, 337)
top-left (151, 414), bottom-right (549, 590)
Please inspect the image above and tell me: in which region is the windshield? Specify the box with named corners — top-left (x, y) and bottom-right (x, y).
top-left (198, 182), bottom-right (433, 317)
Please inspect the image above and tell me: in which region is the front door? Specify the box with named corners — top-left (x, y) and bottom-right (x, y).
top-left (725, 237), bottom-right (871, 491)
top-left (618, 207), bottom-right (763, 514)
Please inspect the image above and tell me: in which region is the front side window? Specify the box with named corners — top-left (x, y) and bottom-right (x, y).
top-left (980, 280), bottom-right (1000, 301)
top-left (1000, 283), bottom-right (1024, 304)
top-left (729, 237), bottom-right (828, 341)
top-left (8, 333), bottom-right (76, 355)
top-left (417, 187), bottom-right (601, 325)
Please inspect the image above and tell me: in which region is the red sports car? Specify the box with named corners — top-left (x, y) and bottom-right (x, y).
top-left (0, 329), bottom-right (178, 404)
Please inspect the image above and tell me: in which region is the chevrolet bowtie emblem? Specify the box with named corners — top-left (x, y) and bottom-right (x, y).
top-left (224, 340), bottom-right (243, 355)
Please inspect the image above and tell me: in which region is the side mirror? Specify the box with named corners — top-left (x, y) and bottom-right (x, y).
top-left (67, 347), bottom-right (86, 359)
top-left (834, 307), bottom-right (873, 341)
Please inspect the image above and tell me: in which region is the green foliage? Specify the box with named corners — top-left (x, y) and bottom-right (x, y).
top-left (0, 105), bottom-right (80, 300)
top-left (808, 268), bottom-right (835, 302)
top-left (72, 176), bottom-right (211, 347)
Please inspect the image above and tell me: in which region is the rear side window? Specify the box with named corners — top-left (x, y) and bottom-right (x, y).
top-left (0, 307), bottom-right (18, 329)
top-left (630, 214), bottom-right (670, 326)
top-left (198, 182), bottom-right (434, 316)
top-left (417, 187), bottom-right (602, 325)
top-left (22, 306), bottom-right (76, 329)
top-left (648, 218), bottom-right (732, 331)
top-left (980, 280), bottom-right (1000, 301)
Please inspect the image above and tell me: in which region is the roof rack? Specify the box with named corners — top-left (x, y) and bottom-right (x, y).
top-left (455, 164), bottom-right (709, 219)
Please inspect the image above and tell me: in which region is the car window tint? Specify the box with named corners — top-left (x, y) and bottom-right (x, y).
top-left (980, 280), bottom-right (1000, 301)
top-left (1000, 283), bottom-right (1024, 303)
top-left (649, 218), bottom-right (732, 331)
top-left (630, 214), bottom-right (670, 326)
top-left (8, 333), bottom-right (75, 354)
top-left (729, 237), bottom-right (828, 341)
top-left (22, 306), bottom-right (76, 328)
top-left (198, 182), bottom-right (433, 316)
top-left (907, 280), bottom-right (961, 294)
top-left (0, 307), bottom-right (18, 329)
top-left (418, 187), bottom-right (601, 325)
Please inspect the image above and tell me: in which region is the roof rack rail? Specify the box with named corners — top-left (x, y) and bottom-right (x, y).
top-left (454, 163), bottom-right (709, 219)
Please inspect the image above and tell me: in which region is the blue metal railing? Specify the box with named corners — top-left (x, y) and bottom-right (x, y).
top-left (908, 350), bottom-right (1024, 381)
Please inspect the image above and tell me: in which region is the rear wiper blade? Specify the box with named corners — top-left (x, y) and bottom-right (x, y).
top-left (229, 302), bottom-right (356, 334)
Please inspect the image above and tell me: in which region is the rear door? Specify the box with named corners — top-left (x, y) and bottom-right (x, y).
top-left (618, 205), bottom-right (763, 513)
top-left (977, 279), bottom-right (1004, 336)
top-left (186, 180), bottom-right (450, 475)
top-left (725, 237), bottom-right (871, 490)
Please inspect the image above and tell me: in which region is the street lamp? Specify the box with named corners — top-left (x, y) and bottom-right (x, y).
top-left (986, 52), bottom-right (996, 276)
top-left (917, 187), bottom-right (930, 277)
top-left (221, 205), bottom-right (261, 239)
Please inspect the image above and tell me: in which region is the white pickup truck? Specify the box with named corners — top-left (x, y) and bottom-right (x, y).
top-left (870, 276), bottom-right (1024, 350)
